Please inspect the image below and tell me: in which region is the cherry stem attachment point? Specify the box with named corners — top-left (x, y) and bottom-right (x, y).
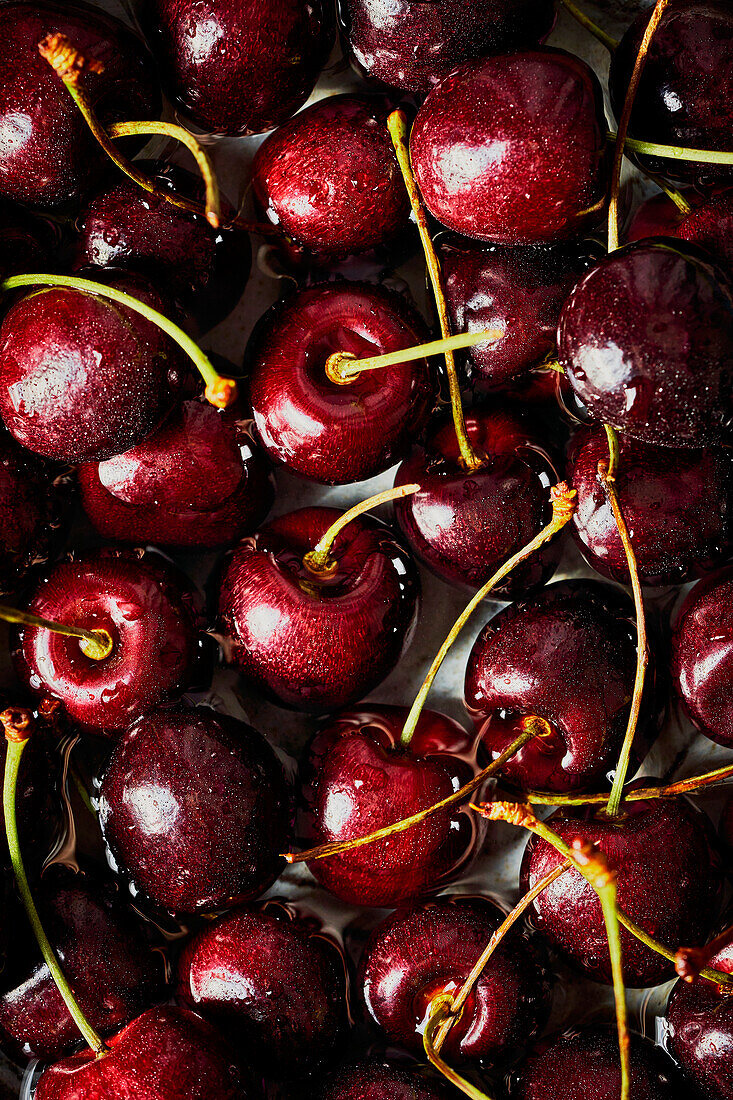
top-left (558, 0), bottom-right (620, 51)
top-left (0, 273), bottom-right (237, 408)
top-left (0, 603), bottom-right (112, 660)
top-left (324, 329), bottom-right (502, 386)
top-left (521, 760), bottom-right (733, 808)
top-left (304, 484), bottom-right (421, 576)
top-left (387, 109), bottom-right (482, 473)
top-left (423, 1003), bottom-right (493, 1100)
top-left (675, 924), bottom-right (733, 982)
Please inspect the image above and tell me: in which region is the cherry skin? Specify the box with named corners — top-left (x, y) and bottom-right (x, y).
top-left (670, 564), bottom-right (733, 748)
top-left (300, 706), bottom-right (484, 908)
top-left (358, 895), bottom-right (550, 1062)
top-left (176, 901), bottom-right (348, 1078)
top-left (247, 281), bottom-right (435, 484)
top-left (665, 938), bottom-right (733, 1098)
top-left (98, 705), bottom-right (291, 915)
top-left (314, 1060), bottom-right (454, 1098)
top-left (520, 797), bottom-right (723, 987)
top-left (12, 550), bottom-right (205, 738)
top-left (567, 423), bottom-right (733, 587)
top-left (0, 434), bottom-right (62, 596)
top-left (78, 397), bottom-right (275, 550)
top-left (558, 239), bottom-right (733, 448)
top-left (410, 48), bottom-right (608, 245)
top-left (338, 0), bottom-right (555, 93)
top-left (465, 580), bottom-right (656, 793)
top-left (139, 0), bottom-right (334, 136)
top-left (629, 188), bottom-right (733, 277)
top-left (393, 407), bottom-right (562, 594)
top-left (217, 508), bottom-right (420, 713)
top-left (33, 1005), bottom-right (245, 1099)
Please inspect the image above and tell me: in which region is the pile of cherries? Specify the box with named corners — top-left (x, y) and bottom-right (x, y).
top-left (0, 0), bottom-right (730, 1097)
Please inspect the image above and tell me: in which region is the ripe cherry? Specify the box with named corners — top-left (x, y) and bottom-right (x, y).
top-left (628, 188), bottom-right (733, 277)
top-left (314, 1060), bottom-right (452, 1099)
top-left (665, 938), bottom-right (733, 1099)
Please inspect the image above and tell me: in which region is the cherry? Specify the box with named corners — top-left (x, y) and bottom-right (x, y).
top-left (665, 938), bottom-right (733, 1098)
top-left (410, 48), bottom-right (608, 245)
top-left (33, 1005), bottom-right (244, 1099)
top-left (567, 423), bottom-right (733, 586)
top-left (670, 564), bottom-right (733, 748)
top-left (247, 282), bottom-right (435, 484)
top-left (139, 0), bottom-right (334, 136)
top-left (176, 901), bottom-right (348, 1078)
top-left (0, 1), bottom-right (159, 210)
top-left (98, 705), bottom-right (291, 914)
top-left (0, 434), bottom-right (63, 596)
top-left (217, 507), bottom-right (420, 712)
top-left (557, 239), bottom-right (733, 448)
top-left (77, 397), bottom-right (275, 550)
top-left (338, 0), bottom-right (555, 93)
top-left (358, 894), bottom-right (550, 1062)
top-left (465, 580), bottom-right (656, 793)
top-left (300, 705), bottom-right (483, 907)
top-left (11, 550), bottom-right (205, 737)
top-left (314, 1060), bottom-right (452, 1099)
top-left (520, 797), bottom-right (722, 986)
top-left (629, 188), bottom-right (733, 277)
top-left (440, 237), bottom-right (599, 388)
top-left (394, 407), bottom-right (562, 594)
top-left (252, 95), bottom-right (411, 264)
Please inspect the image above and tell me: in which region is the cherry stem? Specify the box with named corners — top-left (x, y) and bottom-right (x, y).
top-left (638, 167), bottom-right (692, 214)
top-left (2, 714), bottom-right (107, 1055)
top-left (675, 924), bottom-right (733, 982)
top-left (558, 0), bottom-right (620, 51)
top-left (0, 603), bottom-right (112, 660)
top-left (423, 1004), bottom-right (493, 1100)
top-left (303, 484), bottom-right (421, 575)
top-left (522, 761), bottom-right (733, 807)
top-left (606, 131), bottom-right (733, 168)
top-left (324, 329), bottom-right (502, 387)
top-left (599, 426), bottom-right (649, 819)
top-left (398, 482), bottom-right (577, 747)
top-left (0, 273), bottom-right (237, 408)
top-left (387, 109), bottom-right (482, 473)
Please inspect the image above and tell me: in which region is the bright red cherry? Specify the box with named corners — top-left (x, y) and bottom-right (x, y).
top-left (666, 939), bottom-right (733, 1099)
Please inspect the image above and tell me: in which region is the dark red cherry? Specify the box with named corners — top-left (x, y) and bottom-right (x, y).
top-left (78, 398), bottom-right (274, 550)
top-left (252, 95), bottom-right (411, 264)
top-left (338, 0), bottom-right (555, 93)
top-left (98, 705), bottom-right (291, 914)
top-left (0, 1), bottom-right (159, 210)
top-left (410, 49), bottom-right (608, 245)
top-left (629, 188), bottom-right (733, 279)
top-left (394, 407), bottom-right (562, 594)
top-left (139, 0), bottom-right (334, 136)
top-left (567, 423), bottom-right (733, 586)
top-left (666, 938), bottom-right (733, 1098)
top-left (609, 0), bottom-right (733, 184)
top-left (314, 1060), bottom-right (452, 1099)
top-left (300, 706), bottom-right (483, 907)
top-left (247, 282), bottom-right (435, 484)
top-left (0, 873), bottom-right (165, 1062)
top-left (358, 895), bottom-right (550, 1062)
top-left (520, 798), bottom-right (722, 986)
top-left (465, 581), bottom-right (657, 793)
top-left (440, 238), bottom-right (599, 388)
top-left (12, 550), bottom-right (204, 737)
top-left (0, 434), bottom-right (62, 596)
top-left (34, 1005), bottom-right (244, 1099)
top-left (512, 1025), bottom-right (687, 1099)
top-left (671, 564), bottom-right (733, 748)
top-left (218, 508), bottom-right (420, 712)
top-left (558, 240), bottom-right (733, 448)
top-left (74, 161), bottom-right (251, 335)
top-left (176, 901), bottom-right (348, 1078)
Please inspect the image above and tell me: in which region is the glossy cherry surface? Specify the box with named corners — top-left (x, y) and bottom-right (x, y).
top-left (12, 551), bottom-right (203, 737)
top-left (34, 1005), bottom-right (245, 1099)
top-left (358, 895), bottom-right (549, 1061)
top-left (465, 581), bottom-right (654, 792)
top-left (558, 240), bottom-right (733, 448)
top-left (338, 0), bottom-right (555, 92)
top-left (140, 0), bottom-right (334, 136)
top-left (177, 901), bottom-right (347, 1078)
top-left (314, 1060), bottom-right (452, 1099)
top-left (666, 939), bottom-right (733, 1099)
top-left (301, 706), bottom-right (483, 907)
top-left (247, 282), bottom-right (435, 484)
top-left (410, 48), bottom-right (608, 244)
top-left (520, 798), bottom-right (722, 986)
top-left (0, 435), bottom-right (60, 596)
top-left (671, 564), bottom-right (733, 748)
top-left (99, 705), bottom-right (291, 914)
top-left (568, 423), bottom-right (733, 586)
top-left (394, 408), bottom-right (561, 593)
top-left (218, 508), bottom-right (420, 712)
top-left (78, 398), bottom-right (274, 549)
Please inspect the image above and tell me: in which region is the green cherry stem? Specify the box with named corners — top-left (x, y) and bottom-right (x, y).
top-left (324, 329), bottom-right (502, 386)
top-left (0, 273), bottom-right (237, 408)
top-left (1, 710), bottom-right (107, 1054)
top-left (614, 133), bottom-right (733, 166)
top-left (303, 484), bottom-right (421, 576)
top-left (558, 0), bottom-right (620, 51)
top-left (423, 1005), bottom-right (493, 1100)
top-left (519, 760), bottom-right (733, 807)
top-left (0, 603), bottom-right (112, 660)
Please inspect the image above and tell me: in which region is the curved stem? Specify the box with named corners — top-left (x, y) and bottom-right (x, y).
top-left (523, 761), bottom-right (733, 807)
top-left (387, 110), bottom-right (482, 472)
top-left (304, 484), bottom-right (421, 575)
top-left (0, 603), bottom-right (112, 660)
top-left (558, 0), bottom-right (620, 51)
top-left (1, 274), bottom-right (236, 408)
top-left (325, 329), bottom-right (501, 386)
top-left (398, 482), bottom-right (577, 747)
top-left (423, 1004), bottom-right (494, 1100)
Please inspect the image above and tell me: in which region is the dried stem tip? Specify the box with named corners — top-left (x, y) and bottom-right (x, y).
top-left (39, 34), bottom-right (104, 83)
top-left (0, 707), bottom-right (33, 745)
